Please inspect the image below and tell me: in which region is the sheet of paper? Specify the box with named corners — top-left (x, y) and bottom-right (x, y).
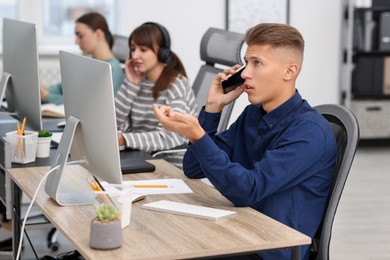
top-left (201, 178), bottom-right (215, 188)
top-left (51, 132), bottom-right (62, 144)
top-left (101, 178), bottom-right (193, 196)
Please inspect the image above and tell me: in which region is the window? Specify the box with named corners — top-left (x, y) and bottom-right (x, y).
top-left (0, 0), bottom-right (16, 33)
top-left (0, 0), bottom-right (122, 46)
top-left (42, 0), bottom-right (118, 37)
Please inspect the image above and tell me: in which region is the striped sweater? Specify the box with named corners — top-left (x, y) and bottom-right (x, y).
top-left (115, 75), bottom-right (197, 167)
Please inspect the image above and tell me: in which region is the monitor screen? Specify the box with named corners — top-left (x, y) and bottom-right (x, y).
top-left (2, 18), bottom-right (42, 131)
top-left (45, 51), bottom-right (122, 206)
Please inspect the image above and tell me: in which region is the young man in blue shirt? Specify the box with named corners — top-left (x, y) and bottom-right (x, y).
top-left (153, 23), bottom-right (338, 260)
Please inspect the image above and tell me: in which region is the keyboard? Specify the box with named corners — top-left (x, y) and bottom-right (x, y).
top-left (141, 200), bottom-right (236, 221)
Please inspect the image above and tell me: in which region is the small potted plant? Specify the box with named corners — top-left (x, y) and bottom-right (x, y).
top-left (36, 129), bottom-right (53, 158)
top-left (90, 203), bottom-right (123, 250)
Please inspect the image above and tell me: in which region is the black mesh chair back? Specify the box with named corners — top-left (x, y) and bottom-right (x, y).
top-left (310, 104), bottom-right (360, 260)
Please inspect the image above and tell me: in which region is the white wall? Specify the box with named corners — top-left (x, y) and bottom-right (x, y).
top-left (119, 0), bottom-right (226, 86)
top-left (289, 0), bottom-right (343, 106)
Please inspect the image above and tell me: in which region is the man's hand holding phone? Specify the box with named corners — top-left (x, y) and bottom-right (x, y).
top-left (221, 65), bottom-right (246, 94)
top-left (206, 65), bottom-right (245, 113)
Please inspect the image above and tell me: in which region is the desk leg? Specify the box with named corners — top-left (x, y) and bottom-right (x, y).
top-left (11, 180), bottom-right (21, 260)
top-left (291, 246), bottom-right (300, 260)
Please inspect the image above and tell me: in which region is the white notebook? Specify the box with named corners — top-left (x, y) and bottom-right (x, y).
top-left (41, 103), bottom-right (65, 118)
top-left (141, 200), bottom-right (236, 221)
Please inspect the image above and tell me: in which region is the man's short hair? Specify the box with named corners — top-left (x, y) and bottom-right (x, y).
top-left (245, 23), bottom-right (304, 59)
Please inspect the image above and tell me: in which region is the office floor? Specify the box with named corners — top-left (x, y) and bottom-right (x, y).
top-left (330, 145), bottom-right (390, 260)
top-left (0, 145), bottom-right (389, 259)
top-left (0, 210), bottom-right (75, 260)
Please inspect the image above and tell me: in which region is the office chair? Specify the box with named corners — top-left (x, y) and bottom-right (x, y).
top-left (192, 27), bottom-right (245, 116)
top-left (112, 34), bottom-right (130, 64)
top-left (152, 27), bottom-right (245, 159)
top-left (310, 104), bottom-right (360, 260)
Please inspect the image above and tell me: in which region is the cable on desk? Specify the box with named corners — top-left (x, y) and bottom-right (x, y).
top-left (12, 206), bottom-right (39, 260)
top-left (15, 165), bottom-right (59, 260)
top-left (16, 159), bottom-right (88, 260)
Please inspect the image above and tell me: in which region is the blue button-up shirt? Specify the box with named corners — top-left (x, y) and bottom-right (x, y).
top-left (183, 91), bottom-right (337, 260)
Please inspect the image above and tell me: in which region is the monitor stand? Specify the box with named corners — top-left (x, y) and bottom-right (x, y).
top-left (0, 72), bottom-right (11, 105)
top-left (0, 73), bottom-right (18, 123)
top-left (44, 115), bottom-right (95, 206)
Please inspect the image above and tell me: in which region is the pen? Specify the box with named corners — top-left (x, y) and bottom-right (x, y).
top-left (132, 184), bottom-right (170, 188)
top-left (93, 175), bottom-right (106, 191)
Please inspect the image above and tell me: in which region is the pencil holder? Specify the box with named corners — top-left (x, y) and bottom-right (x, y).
top-left (93, 188), bottom-right (133, 229)
top-left (5, 130), bottom-right (38, 164)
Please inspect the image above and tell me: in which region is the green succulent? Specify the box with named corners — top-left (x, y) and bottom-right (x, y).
top-left (38, 129), bottom-right (53, 138)
top-left (96, 203), bottom-right (120, 222)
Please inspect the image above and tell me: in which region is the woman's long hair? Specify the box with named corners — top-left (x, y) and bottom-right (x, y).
top-left (129, 23), bottom-right (187, 100)
top-left (76, 12), bottom-right (114, 50)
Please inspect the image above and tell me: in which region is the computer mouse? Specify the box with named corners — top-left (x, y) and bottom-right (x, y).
top-left (132, 194), bottom-right (146, 203)
top-left (56, 120), bottom-right (66, 128)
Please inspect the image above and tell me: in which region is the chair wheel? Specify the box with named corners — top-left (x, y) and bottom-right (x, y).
top-left (48, 241), bottom-right (60, 252)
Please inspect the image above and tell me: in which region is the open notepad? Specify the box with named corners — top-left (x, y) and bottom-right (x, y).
top-left (41, 103), bottom-right (65, 118)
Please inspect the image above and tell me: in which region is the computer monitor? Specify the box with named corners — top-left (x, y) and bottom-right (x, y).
top-left (45, 51), bottom-right (123, 206)
top-left (1, 18), bottom-right (42, 131)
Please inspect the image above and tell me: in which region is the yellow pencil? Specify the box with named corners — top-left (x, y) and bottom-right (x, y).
top-left (15, 123), bottom-right (25, 159)
top-left (21, 117), bottom-right (26, 134)
top-left (88, 179), bottom-right (113, 204)
top-left (132, 184), bottom-right (170, 188)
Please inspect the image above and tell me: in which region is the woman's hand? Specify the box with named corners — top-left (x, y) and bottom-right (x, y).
top-left (40, 86), bottom-right (49, 102)
top-left (124, 58), bottom-right (144, 84)
top-left (118, 132), bottom-right (126, 146)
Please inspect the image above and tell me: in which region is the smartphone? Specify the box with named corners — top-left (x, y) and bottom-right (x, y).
top-left (221, 65), bottom-right (246, 94)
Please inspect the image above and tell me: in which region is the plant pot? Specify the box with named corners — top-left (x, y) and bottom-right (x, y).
top-left (36, 136), bottom-right (52, 158)
top-left (90, 219), bottom-right (123, 250)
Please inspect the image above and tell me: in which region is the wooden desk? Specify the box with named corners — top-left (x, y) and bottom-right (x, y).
top-left (7, 160), bottom-right (311, 260)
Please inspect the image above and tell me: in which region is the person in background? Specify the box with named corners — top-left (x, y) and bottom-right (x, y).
top-left (153, 23), bottom-right (338, 259)
top-left (40, 12), bottom-right (124, 104)
top-left (115, 22), bottom-right (197, 168)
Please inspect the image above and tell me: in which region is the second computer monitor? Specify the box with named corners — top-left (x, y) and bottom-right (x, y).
top-left (45, 51), bottom-right (122, 206)
top-left (2, 18), bottom-right (42, 131)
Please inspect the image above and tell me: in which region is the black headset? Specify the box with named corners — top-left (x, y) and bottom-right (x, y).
top-left (142, 22), bottom-right (172, 64)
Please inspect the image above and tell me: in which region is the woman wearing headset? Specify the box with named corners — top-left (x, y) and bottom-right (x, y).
top-left (40, 12), bottom-right (125, 104)
top-left (115, 22), bottom-right (197, 168)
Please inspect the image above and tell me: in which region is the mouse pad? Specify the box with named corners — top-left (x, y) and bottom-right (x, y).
top-left (121, 158), bottom-right (155, 174)
top-left (120, 149), bottom-right (155, 174)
